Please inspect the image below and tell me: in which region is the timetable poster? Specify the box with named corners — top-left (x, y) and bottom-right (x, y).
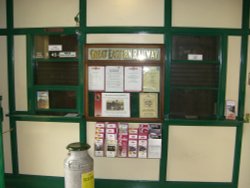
top-left (105, 66), bottom-right (124, 92)
top-left (88, 66), bottom-right (105, 91)
top-left (143, 66), bottom-right (160, 92)
top-left (124, 66), bottom-right (142, 92)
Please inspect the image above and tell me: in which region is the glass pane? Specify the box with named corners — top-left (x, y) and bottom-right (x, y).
top-left (34, 35), bottom-right (78, 59)
top-left (172, 36), bottom-right (220, 61)
top-left (169, 89), bottom-right (217, 119)
top-left (37, 90), bottom-right (76, 109)
top-left (35, 61), bottom-right (78, 85)
top-left (171, 63), bottom-right (219, 87)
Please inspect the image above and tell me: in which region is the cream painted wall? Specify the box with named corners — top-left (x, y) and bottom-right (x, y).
top-left (14, 36), bottom-right (28, 111)
top-left (0, 0), bottom-right (6, 28)
top-left (167, 126), bottom-right (236, 182)
top-left (87, 0), bottom-right (164, 26)
top-left (16, 121), bottom-right (79, 176)
top-left (226, 37), bottom-right (241, 116)
top-left (87, 34), bottom-right (164, 44)
top-left (0, 37), bottom-right (13, 173)
top-left (13, 0), bottom-right (79, 28)
top-left (0, 0), bottom-right (247, 186)
top-left (172, 0), bottom-right (242, 28)
top-left (238, 36), bottom-right (250, 188)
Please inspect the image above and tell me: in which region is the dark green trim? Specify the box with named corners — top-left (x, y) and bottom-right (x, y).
top-left (85, 27), bottom-right (165, 34)
top-left (167, 119), bottom-right (242, 127)
top-left (26, 34), bottom-right (35, 113)
top-left (0, 29), bottom-right (7, 35)
top-left (8, 113), bottom-right (82, 123)
top-left (6, 0), bottom-right (19, 175)
top-left (165, 0), bottom-right (172, 29)
top-left (80, 120), bottom-right (87, 143)
top-left (0, 96), bottom-right (5, 188)
top-left (12, 27), bottom-right (79, 35)
top-left (232, 126), bottom-right (243, 188)
top-left (171, 27), bottom-right (242, 35)
top-left (5, 174), bottom-right (235, 188)
top-left (159, 121), bottom-right (168, 181)
top-left (238, 0), bottom-right (249, 119)
top-left (217, 35), bottom-right (228, 119)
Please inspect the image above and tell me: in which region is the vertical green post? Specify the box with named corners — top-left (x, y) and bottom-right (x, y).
top-left (0, 96), bottom-right (5, 188)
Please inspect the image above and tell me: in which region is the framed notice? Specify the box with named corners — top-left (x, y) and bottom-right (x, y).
top-left (88, 66), bottom-right (105, 91)
top-left (139, 93), bottom-right (158, 118)
top-left (124, 66), bottom-right (142, 92)
top-left (96, 93), bottom-right (130, 117)
top-left (105, 66), bottom-right (124, 92)
top-left (143, 66), bottom-right (160, 92)
top-left (37, 91), bottom-right (49, 109)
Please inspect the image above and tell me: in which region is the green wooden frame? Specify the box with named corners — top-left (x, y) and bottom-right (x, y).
top-left (0, 96), bottom-right (5, 188)
top-left (0, 0), bottom-right (249, 188)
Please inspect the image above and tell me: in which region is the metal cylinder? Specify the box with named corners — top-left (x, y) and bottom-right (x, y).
top-left (64, 142), bottom-right (94, 188)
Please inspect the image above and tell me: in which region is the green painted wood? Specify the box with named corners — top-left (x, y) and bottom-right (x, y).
top-left (5, 174), bottom-right (235, 188)
top-left (0, 96), bottom-right (5, 188)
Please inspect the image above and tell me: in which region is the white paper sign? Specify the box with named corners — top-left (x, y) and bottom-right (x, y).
top-left (124, 66), bottom-right (142, 91)
top-left (105, 66), bottom-right (124, 92)
top-left (88, 66), bottom-right (105, 91)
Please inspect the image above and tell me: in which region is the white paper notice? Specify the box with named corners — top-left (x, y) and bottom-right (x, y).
top-left (124, 66), bottom-right (142, 92)
top-left (105, 66), bottom-right (124, 92)
top-left (88, 66), bottom-right (105, 91)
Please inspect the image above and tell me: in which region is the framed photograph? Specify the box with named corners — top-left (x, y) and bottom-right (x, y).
top-left (101, 93), bottom-right (130, 117)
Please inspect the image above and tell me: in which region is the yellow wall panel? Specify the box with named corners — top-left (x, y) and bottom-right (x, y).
top-left (167, 126), bottom-right (236, 182)
top-left (14, 36), bottom-right (28, 111)
top-left (0, 0), bottom-right (6, 28)
top-left (87, 0), bottom-right (164, 26)
top-left (17, 122), bottom-right (79, 176)
top-left (87, 34), bottom-right (164, 44)
top-left (226, 36), bottom-right (241, 116)
top-left (172, 0), bottom-right (242, 28)
top-left (14, 0), bottom-right (79, 28)
top-left (0, 37), bottom-right (13, 173)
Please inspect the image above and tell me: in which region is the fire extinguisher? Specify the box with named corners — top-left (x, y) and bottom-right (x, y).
top-left (64, 142), bottom-right (94, 188)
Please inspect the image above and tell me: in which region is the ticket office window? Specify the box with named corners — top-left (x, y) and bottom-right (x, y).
top-left (32, 34), bottom-right (79, 115)
top-left (169, 35), bottom-right (220, 120)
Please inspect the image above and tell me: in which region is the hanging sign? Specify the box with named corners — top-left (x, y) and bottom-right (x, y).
top-left (88, 48), bottom-right (161, 61)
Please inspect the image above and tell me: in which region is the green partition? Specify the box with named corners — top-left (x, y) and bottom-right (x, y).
top-left (0, 96), bottom-right (5, 188)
